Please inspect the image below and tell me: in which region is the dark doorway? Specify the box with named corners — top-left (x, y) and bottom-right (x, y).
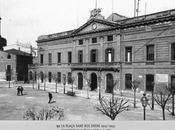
top-left (40, 72), bottom-right (44, 83)
top-left (146, 74), bottom-right (154, 91)
top-left (171, 75), bottom-right (175, 90)
top-left (106, 73), bottom-right (113, 93)
top-left (78, 73), bottom-right (83, 89)
top-left (90, 73), bottom-right (97, 91)
top-left (125, 74), bottom-right (132, 89)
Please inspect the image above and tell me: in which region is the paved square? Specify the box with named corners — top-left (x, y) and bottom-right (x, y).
top-left (0, 84), bottom-right (175, 120)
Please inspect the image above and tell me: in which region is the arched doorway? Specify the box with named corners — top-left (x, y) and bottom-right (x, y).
top-left (78, 73), bottom-right (83, 89)
top-left (106, 73), bottom-right (113, 93)
top-left (90, 73), bottom-right (97, 91)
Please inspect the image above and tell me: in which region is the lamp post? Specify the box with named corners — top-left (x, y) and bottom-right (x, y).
top-left (63, 74), bottom-right (66, 94)
top-left (141, 93), bottom-right (149, 120)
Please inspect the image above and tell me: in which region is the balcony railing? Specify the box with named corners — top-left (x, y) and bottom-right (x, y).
top-left (70, 62), bottom-right (120, 72)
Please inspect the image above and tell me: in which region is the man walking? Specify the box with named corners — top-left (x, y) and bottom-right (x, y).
top-left (20, 86), bottom-right (24, 95)
top-left (48, 92), bottom-right (53, 104)
top-left (17, 86), bottom-right (20, 96)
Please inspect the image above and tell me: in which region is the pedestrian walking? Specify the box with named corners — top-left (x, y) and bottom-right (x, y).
top-left (20, 86), bottom-right (24, 95)
top-left (48, 92), bottom-right (53, 104)
top-left (17, 86), bottom-right (20, 96)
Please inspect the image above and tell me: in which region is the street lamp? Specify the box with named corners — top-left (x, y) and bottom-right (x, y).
top-left (141, 93), bottom-right (149, 120)
top-left (62, 74), bottom-right (66, 94)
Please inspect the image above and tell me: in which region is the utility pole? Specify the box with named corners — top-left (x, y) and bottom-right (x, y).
top-left (0, 17), bottom-right (1, 36)
top-left (112, 0), bottom-right (114, 21)
top-left (136, 0), bottom-right (141, 17)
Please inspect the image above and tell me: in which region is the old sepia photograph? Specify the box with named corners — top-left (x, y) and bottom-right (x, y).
top-left (0, 0), bottom-right (175, 129)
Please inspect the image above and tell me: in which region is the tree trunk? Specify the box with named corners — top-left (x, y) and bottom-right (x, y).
top-left (172, 93), bottom-right (174, 115)
top-left (8, 80), bottom-right (10, 88)
top-left (72, 84), bottom-right (73, 93)
top-left (162, 107), bottom-right (165, 120)
top-left (32, 79), bottom-right (34, 89)
top-left (134, 89), bottom-right (136, 108)
top-left (151, 90), bottom-right (154, 110)
top-left (55, 82), bottom-right (57, 93)
top-left (44, 82), bottom-right (46, 91)
top-left (112, 92), bottom-right (114, 104)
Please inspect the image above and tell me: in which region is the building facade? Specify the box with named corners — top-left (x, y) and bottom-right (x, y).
top-left (0, 49), bottom-right (33, 82)
top-left (34, 8), bottom-right (175, 93)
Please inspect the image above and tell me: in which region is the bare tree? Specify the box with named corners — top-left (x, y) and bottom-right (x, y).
top-left (70, 76), bottom-right (75, 94)
top-left (83, 71), bottom-right (91, 99)
top-left (6, 68), bottom-right (12, 88)
top-left (154, 83), bottom-right (172, 120)
top-left (43, 73), bottom-right (48, 91)
top-left (36, 72), bottom-right (41, 90)
top-left (165, 83), bottom-right (175, 116)
top-left (111, 80), bottom-right (119, 103)
top-left (131, 80), bottom-right (140, 108)
top-left (23, 106), bottom-right (64, 120)
top-left (96, 97), bottom-right (129, 120)
top-left (52, 73), bottom-right (58, 93)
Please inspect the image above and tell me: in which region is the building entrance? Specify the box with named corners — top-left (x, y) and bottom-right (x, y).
top-left (106, 73), bottom-right (113, 93)
top-left (90, 73), bottom-right (97, 91)
top-left (78, 73), bottom-right (83, 89)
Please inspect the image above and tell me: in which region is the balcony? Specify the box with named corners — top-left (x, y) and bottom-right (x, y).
top-left (70, 62), bottom-right (120, 72)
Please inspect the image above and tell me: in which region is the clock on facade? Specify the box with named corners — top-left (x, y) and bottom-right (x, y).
top-left (92, 23), bottom-right (97, 30)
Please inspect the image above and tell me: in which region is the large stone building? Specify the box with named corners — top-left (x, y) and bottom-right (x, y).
top-left (34, 8), bottom-right (175, 93)
top-left (0, 49), bottom-right (33, 82)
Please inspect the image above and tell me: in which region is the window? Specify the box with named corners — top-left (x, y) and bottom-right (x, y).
top-left (57, 52), bottom-right (61, 64)
top-left (171, 43), bottom-right (175, 60)
top-left (90, 49), bottom-right (98, 63)
top-left (105, 48), bottom-right (114, 62)
top-left (146, 45), bottom-right (154, 61)
top-left (125, 74), bottom-right (132, 89)
top-left (40, 54), bottom-right (43, 65)
top-left (125, 47), bottom-right (132, 63)
top-left (57, 72), bottom-right (61, 83)
top-left (67, 72), bottom-right (72, 84)
top-left (78, 50), bottom-right (83, 63)
top-left (48, 72), bottom-right (52, 82)
top-left (107, 35), bottom-right (113, 41)
top-left (68, 52), bottom-right (72, 64)
top-left (92, 37), bottom-right (97, 43)
top-left (146, 74), bottom-right (154, 91)
top-left (48, 53), bottom-right (52, 65)
top-left (7, 54), bottom-right (11, 59)
top-left (79, 39), bottom-right (83, 45)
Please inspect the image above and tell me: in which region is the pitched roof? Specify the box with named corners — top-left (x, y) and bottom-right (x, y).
top-left (5, 49), bottom-right (31, 57)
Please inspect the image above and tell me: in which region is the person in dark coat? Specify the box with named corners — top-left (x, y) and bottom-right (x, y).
top-left (17, 86), bottom-right (20, 96)
top-left (20, 86), bottom-right (24, 95)
top-left (48, 92), bottom-right (53, 104)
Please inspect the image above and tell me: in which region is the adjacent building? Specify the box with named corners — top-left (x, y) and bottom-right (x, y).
top-left (0, 49), bottom-right (33, 82)
top-left (34, 8), bottom-right (175, 93)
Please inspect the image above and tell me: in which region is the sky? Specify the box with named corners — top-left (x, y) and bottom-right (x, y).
top-left (0, 0), bottom-right (175, 48)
